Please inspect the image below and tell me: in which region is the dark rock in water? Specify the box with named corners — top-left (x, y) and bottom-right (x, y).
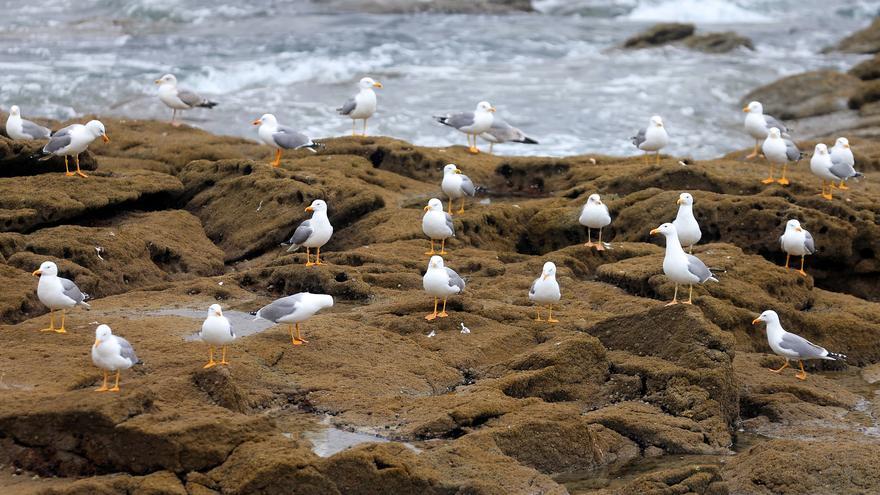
top-left (684, 32), bottom-right (754, 53)
top-left (828, 17), bottom-right (880, 54)
top-left (849, 53), bottom-right (880, 80)
top-left (623, 23), bottom-right (695, 49)
top-left (740, 70), bottom-right (864, 120)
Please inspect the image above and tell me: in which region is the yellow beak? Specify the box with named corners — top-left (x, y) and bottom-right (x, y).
top-left (214, 311), bottom-right (222, 317)
top-left (423, 206), bottom-right (430, 211)
top-left (454, 169), bottom-right (461, 174)
top-left (102, 135), bottom-right (110, 143)
top-left (94, 338), bottom-right (101, 347)
top-left (649, 228), bottom-right (660, 235)
top-left (742, 106), bottom-right (750, 112)
top-left (154, 79), bottom-right (161, 84)
top-left (542, 274), bottom-right (549, 280)
top-left (751, 318), bottom-right (761, 325)
top-left (32, 269), bottom-right (42, 277)
top-left (373, 81), bottom-right (383, 88)
top-left (676, 198), bottom-right (682, 205)
top-left (305, 206), bottom-right (314, 212)
top-left (844, 143), bottom-right (850, 148)
top-left (795, 227), bottom-right (802, 232)
top-left (489, 107), bottom-right (496, 113)
top-left (252, 119), bottom-right (262, 126)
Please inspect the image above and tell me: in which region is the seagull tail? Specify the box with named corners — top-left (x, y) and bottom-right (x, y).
top-left (286, 243), bottom-right (302, 253)
top-left (433, 116), bottom-right (450, 126)
top-left (79, 301), bottom-right (92, 310)
top-left (304, 142), bottom-right (325, 153)
top-left (198, 100), bottom-right (218, 109)
top-left (827, 351), bottom-right (847, 361)
top-left (515, 136), bottom-right (539, 145)
top-left (30, 149), bottom-right (52, 161)
top-left (708, 276), bottom-right (719, 283)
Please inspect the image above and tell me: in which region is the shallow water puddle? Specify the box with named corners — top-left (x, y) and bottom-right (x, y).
top-left (295, 417), bottom-right (420, 458)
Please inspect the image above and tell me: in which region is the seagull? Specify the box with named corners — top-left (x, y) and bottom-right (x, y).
top-left (92, 324), bottom-right (139, 392)
top-left (423, 255), bottom-right (465, 321)
top-left (650, 223), bottom-right (718, 305)
top-left (829, 137), bottom-right (862, 191)
top-left (761, 127), bottom-right (801, 186)
top-left (441, 164), bottom-right (476, 215)
top-left (199, 304), bottom-right (235, 368)
top-left (752, 310), bottom-right (845, 381)
top-left (283, 199), bottom-right (333, 266)
top-left (743, 101), bottom-right (789, 159)
top-left (529, 261), bottom-right (561, 323)
top-left (579, 193), bottom-right (611, 251)
top-left (32, 261), bottom-right (90, 334)
top-left (253, 113), bottom-right (322, 167)
top-left (337, 76), bottom-right (382, 136)
top-left (631, 115), bottom-right (668, 165)
top-left (6, 105), bottom-right (50, 140)
top-left (255, 292), bottom-right (334, 346)
top-left (422, 198), bottom-right (455, 255)
top-left (479, 117), bottom-right (538, 154)
top-left (779, 219), bottom-right (815, 277)
top-left (672, 193), bottom-right (701, 253)
top-left (154, 73), bottom-right (217, 127)
top-left (434, 101), bottom-right (496, 154)
top-left (810, 144), bottom-right (839, 200)
top-left (37, 120), bottom-right (109, 178)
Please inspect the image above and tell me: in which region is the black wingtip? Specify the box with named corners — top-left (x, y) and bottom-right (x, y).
top-left (828, 352), bottom-right (847, 361)
top-left (517, 136), bottom-right (539, 145)
top-left (200, 101), bottom-right (219, 109)
top-left (433, 116), bottom-right (449, 126)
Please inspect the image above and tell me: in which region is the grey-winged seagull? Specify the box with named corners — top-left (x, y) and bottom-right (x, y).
top-left (38, 120), bottom-right (109, 177)
top-left (479, 117), bottom-right (537, 154)
top-left (529, 261), bottom-right (561, 323)
top-left (423, 255), bottom-right (465, 321)
top-left (337, 77), bottom-right (382, 136)
top-left (253, 113), bottom-right (322, 167)
top-left (155, 73), bottom-right (217, 127)
top-left (422, 198), bottom-right (455, 255)
top-left (650, 223), bottom-right (717, 305)
top-left (255, 292), bottom-right (334, 346)
top-left (761, 127), bottom-right (801, 185)
top-left (779, 219), bottom-right (815, 277)
top-left (6, 105), bottom-right (50, 140)
top-left (92, 324), bottom-right (139, 392)
top-left (631, 115), bottom-right (668, 165)
top-left (752, 310), bottom-right (845, 381)
top-left (441, 164), bottom-right (476, 214)
top-left (743, 101), bottom-right (789, 159)
top-left (434, 101), bottom-right (496, 154)
top-left (199, 304), bottom-right (235, 368)
top-left (32, 261), bottom-right (90, 334)
top-left (283, 199), bottom-right (334, 266)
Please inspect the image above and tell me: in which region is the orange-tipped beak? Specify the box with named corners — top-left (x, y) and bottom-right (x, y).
top-left (795, 227), bottom-right (802, 232)
top-left (94, 338), bottom-right (101, 347)
top-left (32, 269), bottom-right (41, 277)
top-left (305, 206), bottom-right (314, 212)
top-left (649, 228), bottom-right (660, 235)
top-left (102, 135), bottom-right (110, 143)
top-left (489, 107), bottom-right (496, 113)
top-left (752, 318), bottom-right (761, 325)
top-left (373, 81), bottom-right (383, 88)
top-left (214, 310), bottom-right (222, 317)
top-left (252, 119), bottom-right (262, 126)
top-left (742, 106), bottom-right (750, 112)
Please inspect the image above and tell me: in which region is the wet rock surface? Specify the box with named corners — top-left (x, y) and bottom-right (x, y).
top-left (623, 23), bottom-right (753, 54)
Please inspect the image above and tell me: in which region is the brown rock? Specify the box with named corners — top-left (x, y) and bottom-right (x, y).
top-left (623, 23), bottom-right (695, 49)
top-left (741, 70), bottom-right (865, 120)
top-left (684, 32), bottom-right (754, 53)
top-left (829, 17), bottom-right (880, 54)
top-left (849, 53), bottom-right (880, 80)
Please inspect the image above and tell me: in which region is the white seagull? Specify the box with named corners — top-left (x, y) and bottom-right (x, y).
top-left (479, 117), bottom-right (538, 154)
top-left (810, 144), bottom-right (839, 200)
top-left (92, 324), bottom-right (139, 392)
top-left (631, 115), bottom-right (668, 165)
top-left (155, 73), bottom-right (217, 127)
top-left (199, 304), bottom-right (235, 368)
top-left (284, 199), bottom-right (334, 266)
top-left (672, 192), bottom-right (701, 253)
top-left (337, 77), bottom-right (383, 136)
top-left (255, 292), bottom-right (334, 346)
top-left (422, 198), bottom-right (455, 255)
top-left (529, 261), bottom-right (561, 323)
top-left (829, 137), bottom-right (862, 191)
top-left (779, 219), bottom-right (815, 277)
top-left (579, 193), bottom-right (611, 251)
top-left (423, 255), bottom-right (465, 321)
top-left (650, 223), bottom-right (718, 305)
top-left (6, 105), bottom-right (50, 140)
top-left (32, 261), bottom-right (90, 334)
top-left (743, 101), bottom-right (789, 159)
top-left (761, 127), bottom-right (801, 186)
top-left (434, 101), bottom-right (496, 154)
top-left (39, 120), bottom-right (109, 178)
top-left (752, 310), bottom-right (845, 381)
top-left (253, 113), bottom-right (322, 167)
top-left (441, 163), bottom-right (477, 215)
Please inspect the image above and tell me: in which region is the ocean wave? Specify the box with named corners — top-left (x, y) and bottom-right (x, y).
top-left (625, 0), bottom-right (772, 23)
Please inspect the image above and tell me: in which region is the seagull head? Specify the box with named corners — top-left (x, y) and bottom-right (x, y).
top-left (743, 101), bottom-right (762, 114)
top-left (785, 219), bottom-right (803, 233)
top-left (94, 324), bottom-right (113, 347)
top-left (312, 293), bottom-right (335, 310)
top-left (9, 105), bottom-right (20, 117)
top-left (208, 303), bottom-right (223, 318)
top-left (676, 192), bottom-right (693, 206)
top-left (814, 143), bottom-right (828, 155)
top-left (425, 198), bottom-right (443, 212)
top-left (476, 101), bottom-right (496, 113)
top-left (86, 120), bottom-right (110, 142)
top-left (32, 260), bottom-right (58, 277)
top-left (650, 115), bottom-right (663, 127)
top-left (541, 261), bottom-right (556, 280)
top-left (752, 309), bottom-right (779, 326)
top-left (767, 127), bottom-right (782, 139)
top-left (252, 113), bottom-right (276, 127)
top-left (835, 137), bottom-right (850, 149)
top-left (587, 193), bottom-right (603, 206)
top-left (650, 222), bottom-right (675, 237)
top-left (305, 199), bottom-right (327, 213)
top-left (359, 77), bottom-right (382, 89)
top-left (443, 163), bottom-right (461, 175)
top-left (155, 74), bottom-right (177, 86)
top-left (428, 255), bottom-right (445, 270)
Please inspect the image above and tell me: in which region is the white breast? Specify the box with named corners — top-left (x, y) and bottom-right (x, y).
top-left (781, 231), bottom-right (808, 256)
top-left (529, 278), bottom-right (561, 304)
top-left (258, 124), bottom-right (280, 148)
top-left (6, 115), bottom-right (26, 140)
top-left (639, 126), bottom-right (668, 151)
top-left (462, 111), bottom-right (493, 134)
top-left (348, 89), bottom-right (377, 119)
top-left (201, 316), bottom-right (234, 345)
top-left (672, 207), bottom-right (701, 248)
top-left (442, 174), bottom-right (464, 199)
top-left (423, 269), bottom-right (457, 297)
top-left (744, 113), bottom-right (769, 140)
top-left (579, 204), bottom-right (611, 229)
top-left (762, 138), bottom-right (787, 164)
top-left (302, 215), bottom-right (333, 248)
top-left (37, 276), bottom-right (75, 310)
top-left (423, 211), bottom-right (453, 239)
top-left (92, 338), bottom-right (134, 371)
top-left (810, 155), bottom-right (836, 180)
top-left (662, 249), bottom-right (699, 284)
top-left (158, 85), bottom-right (189, 109)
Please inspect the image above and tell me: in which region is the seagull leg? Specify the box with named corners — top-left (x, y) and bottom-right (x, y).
top-left (761, 164), bottom-right (775, 184)
top-left (40, 310), bottom-right (56, 332)
top-left (838, 181), bottom-right (849, 191)
top-left (655, 151), bottom-right (660, 165)
top-left (109, 370), bottom-right (121, 392)
top-left (534, 306), bottom-right (543, 321)
top-left (547, 305), bottom-right (559, 323)
top-left (315, 247), bottom-right (325, 266)
top-left (57, 310), bottom-right (67, 334)
top-left (684, 285), bottom-right (694, 305)
top-left (75, 154), bottom-right (88, 178)
top-left (745, 140), bottom-right (760, 159)
top-left (776, 164), bottom-right (789, 186)
top-left (795, 360), bottom-right (808, 380)
top-left (584, 227), bottom-right (594, 248)
top-left (295, 323), bottom-right (308, 344)
top-left (665, 284), bottom-right (680, 306)
top-left (352, 119), bottom-right (356, 137)
top-left (830, 181), bottom-right (839, 190)
top-left (425, 297), bottom-right (439, 320)
top-left (305, 247), bottom-right (314, 267)
top-left (784, 254), bottom-right (790, 269)
top-left (688, 245), bottom-right (693, 254)
top-left (440, 238), bottom-right (448, 255)
top-left (488, 142), bottom-right (494, 154)
top-left (770, 359), bottom-right (790, 373)
top-left (448, 198), bottom-right (453, 215)
top-left (469, 135), bottom-right (480, 154)
top-left (439, 297), bottom-right (449, 317)
top-left (363, 118), bottom-right (368, 136)
top-left (272, 149), bottom-right (282, 168)
top-left (820, 181), bottom-right (833, 200)
top-left (288, 324), bottom-right (297, 345)
top-left (203, 346), bottom-right (217, 368)
top-left (425, 239), bottom-right (436, 256)
top-left (220, 346), bottom-right (229, 365)
top-left (95, 370), bottom-right (109, 392)
top-left (458, 197), bottom-right (465, 214)
top-left (64, 156), bottom-right (74, 177)
top-left (595, 228), bottom-right (606, 251)
top-left (798, 256), bottom-right (807, 277)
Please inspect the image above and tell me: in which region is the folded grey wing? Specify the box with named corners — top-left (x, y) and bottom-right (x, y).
top-left (273, 126), bottom-right (311, 150)
top-left (286, 219), bottom-right (313, 250)
top-left (446, 268), bottom-right (465, 292)
top-left (257, 294), bottom-right (303, 323)
top-left (442, 112), bottom-right (475, 130)
top-left (460, 175), bottom-right (476, 196)
top-left (22, 119), bottom-right (50, 139)
top-left (529, 278), bottom-right (538, 296)
top-left (784, 138), bottom-right (801, 161)
top-left (779, 332), bottom-right (826, 359)
top-left (117, 337), bottom-right (139, 363)
top-left (177, 89), bottom-right (207, 107)
top-left (43, 133), bottom-right (72, 154)
top-left (51, 125), bottom-right (74, 137)
top-left (60, 277), bottom-right (87, 305)
top-left (763, 115), bottom-right (788, 135)
top-left (829, 155), bottom-right (857, 178)
top-left (445, 212), bottom-right (455, 236)
top-left (685, 254), bottom-right (715, 283)
top-left (804, 231), bottom-right (816, 254)
top-left (631, 128), bottom-right (646, 148)
top-left (337, 97), bottom-right (357, 115)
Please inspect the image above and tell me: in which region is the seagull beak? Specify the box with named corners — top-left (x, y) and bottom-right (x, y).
top-left (32, 269), bottom-right (42, 277)
top-left (154, 79), bottom-right (161, 85)
top-left (252, 119), bottom-right (262, 126)
top-left (742, 106), bottom-right (750, 113)
top-left (795, 227), bottom-right (802, 232)
top-left (649, 228), bottom-right (660, 235)
top-left (102, 134), bottom-right (110, 143)
top-left (489, 107), bottom-right (496, 113)
top-left (373, 81), bottom-right (383, 88)
top-left (423, 206), bottom-right (430, 211)
top-left (676, 198), bottom-right (682, 205)
top-left (751, 318), bottom-right (761, 325)
top-left (305, 206), bottom-right (314, 212)
top-left (542, 274), bottom-right (549, 280)
top-left (214, 310), bottom-right (222, 317)
top-left (94, 338), bottom-right (101, 347)
top-left (454, 169), bottom-right (461, 174)
top-left (844, 143), bottom-right (850, 149)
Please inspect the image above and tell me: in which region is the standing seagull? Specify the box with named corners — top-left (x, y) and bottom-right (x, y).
top-left (423, 256), bottom-right (465, 321)
top-left (761, 127), bottom-right (801, 185)
top-left (155, 74), bottom-right (217, 127)
top-left (255, 293), bottom-right (334, 346)
top-left (529, 261), bottom-right (561, 323)
top-left (434, 101), bottom-right (496, 154)
top-left (199, 304), bottom-right (235, 368)
top-left (810, 144), bottom-right (839, 200)
top-left (32, 261), bottom-right (90, 334)
top-left (579, 194), bottom-right (611, 251)
top-left (337, 77), bottom-right (383, 136)
top-left (829, 137), bottom-right (861, 190)
top-left (752, 310), bottom-right (845, 381)
top-left (631, 115), bottom-right (668, 165)
top-left (422, 198), bottom-right (455, 255)
top-left (672, 193), bottom-right (701, 253)
top-left (284, 199), bottom-right (334, 266)
top-left (6, 105), bottom-right (50, 140)
top-left (38, 120), bottom-right (109, 178)
top-left (479, 117), bottom-right (538, 154)
top-left (779, 219), bottom-right (815, 277)
top-left (441, 164), bottom-right (476, 215)
top-left (743, 101), bottom-right (789, 159)
top-left (253, 113), bottom-right (322, 167)
top-left (650, 223), bottom-right (718, 305)
top-left (92, 324), bottom-right (139, 392)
